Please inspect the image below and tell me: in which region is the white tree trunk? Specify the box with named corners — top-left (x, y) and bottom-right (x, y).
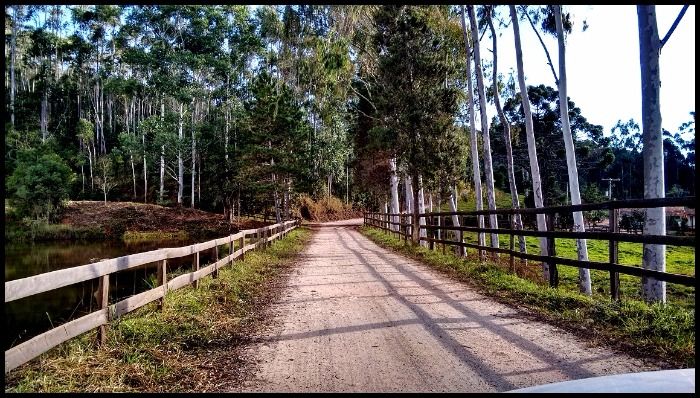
top-left (159, 96), bottom-right (165, 203)
top-left (461, 6), bottom-right (486, 253)
top-left (468, 5), bottom-right (499, 251)
top-left (143, 132), bottom-right (148, 203)
top-left (487, 8), bottom-right (527, 255)
top-left (510, 5), bottom-right (549, 276)
top-left (41, 89), bottom-right (48, 142)
top-left (159, 145), bottom-right (165, 203)
top-left (405, 175), bottom-right (414, 237)
top-left (10, 6), bottom-right (18, 127)
top-left (177, 102), bottom-right (184, 206)
top-left (87, 144), bottom-right (94, 191)
top-left (555, 6), bottom-right (592, 295)
top-left (638, 5), bottom-right (666, 303)
top-left (418, 176), bottom-right (427, 247)
top-left (191, 101), bottom-right (196, 208)
top-left (389, 157), bottom-right (400, 232)
top-left (404, 175), bottom-right (413, 212)
top-left (131, 154), bottom-right (137, 199)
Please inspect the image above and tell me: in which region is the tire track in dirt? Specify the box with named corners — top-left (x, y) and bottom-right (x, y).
top-left (233, 219), bottom-right (656, 392)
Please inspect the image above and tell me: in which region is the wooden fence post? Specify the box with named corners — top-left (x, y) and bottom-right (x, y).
top-left (157, 259), bottom-right (167, 310)
top-left (229, 236), bottom-right (233, 266)
top-left (609, 208), bottom-right (620, 301)
top-left (425, 216), bottom-right (435, 250)
top-left (96, 274), bottom-right (109, 346)
top-left (193, 251), bottom-right (200, 288)
top-left (546, 214), bottom-right (558, 288)
top-left (212, 244), bottom-right (219, 279)
top-left (240, 233), bottom-right (245, 261)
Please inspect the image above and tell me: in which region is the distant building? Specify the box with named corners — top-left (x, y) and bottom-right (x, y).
top-left (617, 207), bottom-right (695, 233)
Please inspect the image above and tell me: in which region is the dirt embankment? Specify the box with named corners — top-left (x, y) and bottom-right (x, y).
top-left (60, 201), bottom-right (271, 240)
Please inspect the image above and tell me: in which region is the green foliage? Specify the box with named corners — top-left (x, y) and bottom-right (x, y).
top-left (6, 147), bottom-right (76, 221)
top-left (372, 6), bottom-right (465, 189)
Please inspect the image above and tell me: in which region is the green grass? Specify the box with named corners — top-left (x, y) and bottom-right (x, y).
top-left (5, 219), bottom-right (107, 242)
top-left (360, 226), bottom-right (695, 368)
top-left (5, 227), bottom-right (312, 393)
top-left (431, 187), bottom-right (522, 212)
top-left (122, 230), bottom-right (190, 243)
top-left (438, 230), bottom-right (695, 310)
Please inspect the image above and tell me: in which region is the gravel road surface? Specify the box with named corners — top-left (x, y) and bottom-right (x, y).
top-left (235, 219), bottom-right (655, 392)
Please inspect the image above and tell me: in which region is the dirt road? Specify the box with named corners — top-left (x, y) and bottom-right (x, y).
top-left (235, 219), bottom-right (655, 392)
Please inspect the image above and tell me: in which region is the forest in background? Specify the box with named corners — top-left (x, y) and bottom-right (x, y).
top-left (4, 5), bottom-right (695, 226)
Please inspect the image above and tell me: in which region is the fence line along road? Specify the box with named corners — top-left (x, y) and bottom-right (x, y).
top-left (5, 219), bottom-right (299, 374)
top-left (364, 196), bottom-right (695, 299)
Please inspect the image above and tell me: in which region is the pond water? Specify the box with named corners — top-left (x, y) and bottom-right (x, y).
top-left (4, 238), bottom-right (224, 351)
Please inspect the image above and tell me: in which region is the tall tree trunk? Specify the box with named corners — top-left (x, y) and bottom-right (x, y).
top-left (10, 6), bottom-right (19, 128)
top-left (405, 174), bottom-right (414, 238)
top-left (554, 6), bottom-right (592, 295)
top-left (225, 74), bottom-right (229, 161)
top-left (284, 179), bottom-right (291, 220)
top-left (160, 146), bottom-right (165, 203)
top-left (131, 154), bottom-right (136, 199)
top-left (418, 175), bottom-right (427, 247)
top-left (191, 101), bottom-right (196, 208)
top-left (468, 5), bottom-right (499, 251)
top-left (411, 174), bottom-right (420, 245)
top-left (460, 6), bottom-right (486, 253)
top-left (638, 5), bottom-right (666, 303)
top-left (87, 144), bottom-right (94, 191)
top-left (510, 5), bottom-right (549, 276)
top-left (437, 193), bottom-right (442, 240)
top-left (404, 175), bottom-right (413, 213)
top-left (177, 102), bottom-right (184, 206)
top-left (389, 157), bottom-right (400, 232)
top-left (41, 88), bottom-right (48, 142)
top-left (159, 95), bottom-right (165, 203)
top-left (487, 7), bottom-right (527, 255)
top-left (143, 131), bottom-right (148, 203)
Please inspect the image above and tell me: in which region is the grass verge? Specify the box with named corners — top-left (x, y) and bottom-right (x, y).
top-left (5, 227), bottom-right (312, 392)
top-left (360, 226), bottom-right (694, 369)
top-left (5, 219), bottom-right (106, 242)
top-left (121, 230), bottom-right (190, 243)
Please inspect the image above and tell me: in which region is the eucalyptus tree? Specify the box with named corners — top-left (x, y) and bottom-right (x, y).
top-left (509, 5), bottom-right (548, 272)
top-left (467, 5), bottom-right (499, 250)
top-left (553, 5), bottom-right (591, 295)
top-left (8, 5), bottom-right (27, 128)
top-left (637, 5), bottom-right (665, 303)
top-left (459, 5), bottom-right (485, 253)
top-left (485, 5), bottom-right (526, 255)
top-left (373, 5), bottom-right (463, 245)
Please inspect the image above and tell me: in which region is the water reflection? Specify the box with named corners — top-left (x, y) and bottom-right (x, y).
top-left (4, 238), bottom-right (225, 350)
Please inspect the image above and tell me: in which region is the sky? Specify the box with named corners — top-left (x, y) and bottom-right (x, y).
top-left (488, 5), bottom-right (695, 141)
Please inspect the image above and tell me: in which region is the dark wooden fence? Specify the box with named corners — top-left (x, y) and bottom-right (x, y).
top-left (364, 197), bottom-right (695, 300)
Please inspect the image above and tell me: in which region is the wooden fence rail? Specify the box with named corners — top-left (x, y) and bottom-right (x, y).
top-left (4, 219), bottom-right (300, 373)
top-left (363, 197), bottom-right (695, 298)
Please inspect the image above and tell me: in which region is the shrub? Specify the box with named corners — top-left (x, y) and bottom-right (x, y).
top-left (6, 148), bottom-right (76, 222)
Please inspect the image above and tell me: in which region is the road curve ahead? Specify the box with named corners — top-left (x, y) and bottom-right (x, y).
top-left (236, 219), bottom-right (654, 393)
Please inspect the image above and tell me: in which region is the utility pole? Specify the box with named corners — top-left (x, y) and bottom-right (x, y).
top-left (602, 178), bottom-right (620, 200)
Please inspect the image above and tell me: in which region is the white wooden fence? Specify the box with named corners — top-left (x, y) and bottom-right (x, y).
top-left (4, 220), bottom-right (299, 373)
